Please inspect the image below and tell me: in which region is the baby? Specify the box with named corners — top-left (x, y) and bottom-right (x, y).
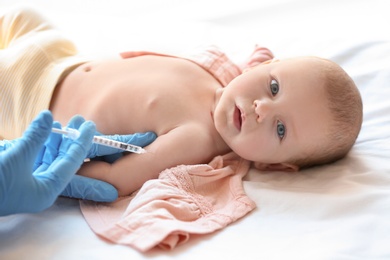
top-left (1, 8), bottom-right (363, 196)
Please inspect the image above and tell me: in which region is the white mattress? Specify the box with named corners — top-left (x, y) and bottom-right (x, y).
top-left (1, 0), bottom-right (389, 259)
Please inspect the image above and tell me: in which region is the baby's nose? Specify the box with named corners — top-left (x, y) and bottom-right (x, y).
top-left (253, 99), bottom-right (271, 123)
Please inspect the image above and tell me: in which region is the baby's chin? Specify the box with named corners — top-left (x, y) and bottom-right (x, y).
top-left (228, 143), bottom-right (256, 161)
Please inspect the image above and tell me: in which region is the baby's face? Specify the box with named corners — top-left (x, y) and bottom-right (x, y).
top-left (213, 57), bottom-right (332, 169)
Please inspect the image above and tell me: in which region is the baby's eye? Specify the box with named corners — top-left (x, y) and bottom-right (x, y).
top-left (277, 121), bottom-right (285, 140)
top-left (270, 79), bottom-right (279, 96)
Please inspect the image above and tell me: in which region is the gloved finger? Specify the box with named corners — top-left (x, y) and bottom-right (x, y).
top-left (59, 120), bottom-right (96, 161)
top-left (108, 132), bottom-right (157, 147)
top-left (102, 132), bottom-right (156, 162)
top-left (58, 115), bottom-right (89, 157)
top-left (33, 121), bottom-right (62, 174)
top-left (14, 111), bottom-right (53, 171)
top-left (61, 175), bottom-right (118, 202)
top-left (32, 145), bottom-right (46, 171)
top-left (66, 115), bottom-right (85, 130)
top-left (36, 121), bottom-right (97, 197)
top-left (86, 129), bottom-right (110, 158)
top-left (87, 132), bottom-right (157, 158)
top-left (42, 123), bottom-right (62, 164)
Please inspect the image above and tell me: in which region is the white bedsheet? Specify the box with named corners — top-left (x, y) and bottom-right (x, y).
top-left (1, 0), bottom-right (389, 259)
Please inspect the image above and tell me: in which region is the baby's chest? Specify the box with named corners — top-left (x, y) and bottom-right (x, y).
top-left (90, 57), bottom-right (222, 134)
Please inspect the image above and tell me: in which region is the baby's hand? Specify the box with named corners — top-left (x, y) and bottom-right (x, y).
top-left (241, 45), bottom-right (274, 71)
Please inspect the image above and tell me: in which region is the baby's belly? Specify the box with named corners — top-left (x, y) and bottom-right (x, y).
top-left (51, 55), bottom-right (221, 135)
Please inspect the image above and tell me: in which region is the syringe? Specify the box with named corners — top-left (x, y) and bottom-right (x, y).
top-left (51, 127), bottom-right (147, 154)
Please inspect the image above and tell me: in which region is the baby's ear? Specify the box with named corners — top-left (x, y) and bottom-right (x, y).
top-left (253, 162), bottom-right (299, 172)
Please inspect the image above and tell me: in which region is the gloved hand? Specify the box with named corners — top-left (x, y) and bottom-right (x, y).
top-left (57, 116), bottom-right (156, 202)
top-left (0, 110), bottom-right (95, 216)
top-left (0, 112), bottom-right (157, 209)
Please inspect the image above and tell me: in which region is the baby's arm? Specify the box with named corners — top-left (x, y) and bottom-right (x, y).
top-left (77, 124), bottom-right (216, 196)
top-left (240, 45), bottom-right (274, 71)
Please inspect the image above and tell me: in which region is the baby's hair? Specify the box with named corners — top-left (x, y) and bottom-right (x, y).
top-left (289, 57), bottom-right (363, 169)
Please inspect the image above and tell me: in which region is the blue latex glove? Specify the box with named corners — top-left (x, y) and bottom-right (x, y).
top-left (0, 111), bottom-right (95, 216)
top-left (57, 116), bottom-right (156, 202)
top-left (0, 112), bottom-right (156, 207)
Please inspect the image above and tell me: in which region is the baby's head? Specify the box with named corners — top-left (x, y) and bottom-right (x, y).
top-left (284, 57), bottom-right (362, 169)
top-left (213, 56), bottom-right (362, 171)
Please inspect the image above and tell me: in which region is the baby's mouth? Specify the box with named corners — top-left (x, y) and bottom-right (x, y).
top-left (234, 105), bottom-right (242, 131)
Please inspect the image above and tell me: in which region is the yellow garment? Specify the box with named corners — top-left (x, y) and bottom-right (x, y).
top-left (0, 7), bottom-right (87, 139)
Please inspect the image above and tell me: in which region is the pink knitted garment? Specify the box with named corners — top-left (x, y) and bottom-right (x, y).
top-left (80, 152), bottom-right (256, 252)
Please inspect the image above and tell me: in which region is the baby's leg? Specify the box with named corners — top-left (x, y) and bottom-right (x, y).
top-left (77, 161), bottom-right (132, 197)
